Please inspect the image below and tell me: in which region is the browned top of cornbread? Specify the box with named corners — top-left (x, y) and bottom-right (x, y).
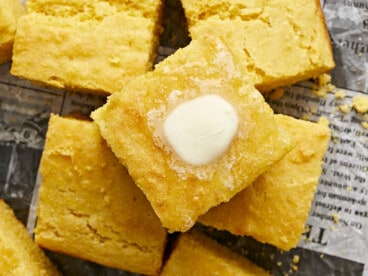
top-left (92, 35), bottom-right (294, 232)
top-left (199, 114), bottom-right (331, 250)
top-left (11, 0), bottom-right (163, 94)
top-left (0, 199), bottom-right (60, 275)
top-left (26, 0), bottom-right (162, 19)
top-left (0, 0), bottom-right (25, 64)
top-left (161, 230), bottom-right (270, 275)
top-left (36, 114), bottom-right (167, 275)
top-left (181, 0), bottom-right (335, 92)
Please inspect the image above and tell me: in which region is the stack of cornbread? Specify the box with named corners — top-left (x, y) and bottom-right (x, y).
top-left (0, 0), bottom-right (333, 274)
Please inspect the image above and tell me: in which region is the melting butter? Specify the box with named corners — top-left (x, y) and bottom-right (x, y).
top-left (163, 94), bottom-right (238, 166)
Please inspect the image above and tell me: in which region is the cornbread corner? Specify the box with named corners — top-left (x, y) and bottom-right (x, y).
top-left (0, 0), bottom-right (25, 64)
top-left (35, 114), bottom-right (167, 275)
top-left (91, 35), bottom-right (294, 232)
top-left (160, 230), bottom-right (270, 275)
top-left (181, 0), bottom-right (335, 92)
top-left (199, 114), bottom-right (331, 250)
top-left (0, 199), bottom-right (60, 275)
top-left (11, 0), bottom-right (163, 94)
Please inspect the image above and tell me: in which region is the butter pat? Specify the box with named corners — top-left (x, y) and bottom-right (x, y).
top-left (163, 94), bottom-right (238, 166)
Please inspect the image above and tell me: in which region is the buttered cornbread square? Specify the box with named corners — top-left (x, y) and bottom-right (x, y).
top-left (199, 114), bottom-right (330, 250)
top-left (180, 0), bottom-right (335, 92)
top-left (0, 0), bottom-right (25, 64)
top-left (0, 200), bottom-right (60, 275)
top-left (91, 35), bottom-right (293, 232)
top-left (161, 230), bottom-right (270, 276)
top-left (11, 0), bottom-right (163, 94)
top-left (36, 115), bottom-right (167, 275)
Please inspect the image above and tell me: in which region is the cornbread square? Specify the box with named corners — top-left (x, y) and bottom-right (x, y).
top-left (91, 35), bottom-right (293, 232)
top-left (161, 230), bottom-right (270, 275)
top-left (11, 0), bottom-right (163, 94)
top-left (35, 115), bottom-right (167, 275)
top-left (0, 0), bottom-right (25, 64)
top-left (0, 200), bottom-right (60, 275)
top-left (180, 0), bottom-right (335, 92)
top-left (199, 114), bottom-right (331, 250)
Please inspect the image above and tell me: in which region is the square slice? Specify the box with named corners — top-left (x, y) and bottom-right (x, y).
top-left (181, 0), bottom-right (335, 92)
top-left (0, 199), bottom-right (60, 275)
top-left (199, 115), bottom-right (331, 250)
top-left (161, 230), bottom-right (270, 275)
top-left (91, 35), bottom-right (293, 232)
top-left (0, 0), bottom-right (25, 64)
top-left (35, 114), bottom-right (167, 275)
top-left (11, 0), bottom-right (163, 94)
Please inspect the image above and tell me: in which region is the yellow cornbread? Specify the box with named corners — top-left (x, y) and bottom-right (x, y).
top-left (0, 199), bottom-right (60, 275)
top-left (0, 0), bottom-right (25, 64)
top-left (199, 114), bottom-right (331, 250)
top-left (36, 115), bottom-right (167, 275)
top-left (352, 95), bottom-right (368, 113)
top-left (91, 35), bottom-right (293, 232)
top-left (11, 0), bottom-right (163, 94)
top-left (160, 230), bottom-right (270, 276)
top-left (180, 0), bottom-right (335, 92)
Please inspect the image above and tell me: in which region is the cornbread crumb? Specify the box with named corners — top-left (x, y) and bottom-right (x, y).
top-left (339, 104), bottom-right (351, 114)
top-left (352, 95), bottom-right (368, 113)
top-left (362, 122), bottom-right (368, 129)
top-left (318, 116), bottom-right (329, 126)
top-left (269, 88), bottom-right (285, 100)
top-left (334, 90), bottom-right (346, 100)
top-left (301, 114), bottom-right (311, 121)
top-left (312, 74), bottom-right (335, 98)
top-left (314, 73), bottom-right (331, 86)
top-left (292, 255), bottom-right (300, 264)
top-left (331, 213), bottom-right (339, 224)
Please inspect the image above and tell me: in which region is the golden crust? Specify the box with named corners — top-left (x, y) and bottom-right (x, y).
top-left (181, 0), bottom-right (335, 92)
top-left (0, 200), bottom-right (60, 275)
top-left (161, 230), bottom-right (270, 275)
top-left (36, 114), bottom-right (167, 275)
top-left (0, 0), bottom-right (25, 64)
top-left (199, 114), bottom-right (331, 250)
top-left (11, 0), bottom-right (163, 94)
top-left (92, 35), bottom-right (293, 232)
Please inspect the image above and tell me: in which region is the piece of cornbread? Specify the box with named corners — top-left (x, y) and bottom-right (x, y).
top-left (199, 114), bottom-right (331, 250)
top-left (0, 0), bottom-right (25, 64)
top-left (11, 0), bottom-right (163, 94)
top-left (91, 35), bottom-right (293, 232)
top-left (0, 199), bottom-right (60, 275)
top-left (35, 115), bottom-right (167, 275)
top-left (160, 230), bottom-right (270, 275)
top-left (180, 0), bottom-right (335, 92)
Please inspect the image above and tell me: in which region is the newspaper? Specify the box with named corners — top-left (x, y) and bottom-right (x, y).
top-left (0, 0), bottom-right (367, 275)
